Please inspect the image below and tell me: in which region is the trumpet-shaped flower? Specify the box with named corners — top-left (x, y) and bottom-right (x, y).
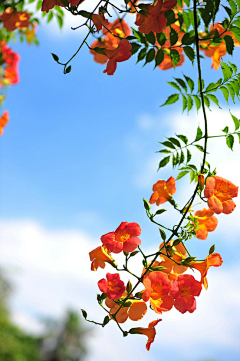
top-left (149, 176), bottom-right (176, 206)
top-left (91, 14), bottom-right (109, 33)
top-left (170, 274), bottom-right (202, 314)
top-left (204, 175), bottom-right (238, 214)
top-left (159, 241), bottom-right (188, 275)
top-left (142, 271), bottom-right (174, 313)
top-left (98, 273), bottom-right (125, 300)
top-left (0, 111), bottom-right (9, 136)
top-left (105, 292), bottom-right (147, 323)
top-left (101, 39), bottom-right (132, 75)
top-left (135, 0), bottom-right (177, 34)
top-left (129, 319), bottom-right (162, 350)
top-left (193, 208), bottom-right (218, 240)
top-left (89, 245), bottom-right (115, 271)
top-left (101, 221), bottom-right (141, 253)
top-left (191, 253), bottom-right (223, 289)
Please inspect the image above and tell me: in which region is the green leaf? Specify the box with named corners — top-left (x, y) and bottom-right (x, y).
top-left (183, 74), bottom-right (194, 92)
top-left (161, 94), bottom-right (179, 107)
top-left (155, 209), bottom-right (167, 215)
top-left (165, 9), bottom-right (176, 26)
top-left (224, 35), bottom-right (234, 55)
top-left (176, 170), bottom-right (189, 180)
top-left (159, 228), bottom-right (166, 241)
top-left (231, 26), bottom-right (240, 42)
top-left (131, 28), bottom-right (142, 42)
top-left (182, 94), bottom-right (187, 113)
top-left (236, 132), bottom-right (240, 143)
top-left (158, 156), bottom-right (170, 169)
top-left (222, 126), bottom-right (229, 133)
top-left (146, 31), bottom-right (155, 45)
top-left (130, 43), bottom-right (141, 55)
top-left (167, 137), bottom-right (181, 147)
top-left (182, 11), bottom-right (190, 30)
top-left (209, 244), bottom-right (215, 255)
top-left (51, 53), bottom-right (59, 62)
top-left (36, 0), bottom-right (42, 10)
top-left (187, 95), bottom-right (193, 111)
top-left (174, 78), bottom-right (187, 92)
top-left (57, 15), bottom-right (63, 28)
top-left (220, 86), bottom-right (229, 103)
top-left (183, 46), bottom-right (195, 61)
top-left (170, 27), bottom-right (178, 45)
top-left (182, 33), bottom-right (195, 45)
top-left (143, 198), bottom-right (151, 211)
top-left (129, 250), bottom-right (139, 258)
top-left (226, 83), bottom-right (236, 103)
top-left (145, 48), bottom-right (155, 64)
top-left (198, 78), bottom-right (205, 92)
top-left (47, 11), bottom-right (54, 23)
top-left (103, 316), bottom-right (110, 325)
top-left (226, 134), bottom-right (234, 150)
top-left (161, 141), bottom-right (176, 149)
top-left (156, 32), bottom-right (166, 46)
top-left (137, 47), bottom-right (147, 62)
top-left (176, 134), bottom-right (188, 144)
top-left (230, 111), bottom-right (240, 130)
top-left (207, 94), bottom-right (222, 108)
top-left (195, 126), bottom-right (203, 141)
top-left (167, 81), bottom-right (182, 92)
top-left (180, 150), bottom-right (185, 163)
top-left (159, 149), bottom-right (172, 154)
top-left (155, 49), bottom-right (164, 67)
top-left (193, 95), bottom-right (201, 111)
top-left (187, 149), bottom-right (192, 162)
top-left (205, 82), bottom-right (218, 92)
top-left (170, 49), bottom-right (180, 67)
top-left (221, 61), bottom-right (233, 81)
top-left (203, 95), bottom-right (210, 108)
top-left (194, 144), bottom-right (204, 152)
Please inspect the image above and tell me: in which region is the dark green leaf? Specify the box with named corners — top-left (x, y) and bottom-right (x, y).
top-left (159, 228), bottom-right (166, 241)
top-left (224, 35), bottom-right (234, 55)
top-left (137, 47), bottom-right (147, 62)
top-left (161, 94), bottom-right (179, 107)
top-left (167, 137), bottom-right (181, 147)
top-left (187, 95), bottom-right (193, 111)
top-left (159, 149), bottom-right (172, 154)
top-left (183, 46), bottom-right (195, 61)
top-left (176, 134), bottom-right (188, 144)
top-left (161, 141), bottom-right (176, 149)
top-left (103, 316), bottom-right (110, 325)
top-left (194, 144), bottom-right (204, 152)
top-left (183, 74), bottom-right (194, 92)
top-left (158, 156), bottom-right (170, 169)
top-left (174, 78), bottom-right (188, 92)
top-left (155, 49), bottom-right (164, 67)
top-left (65, 65), bottom-right (71, 74)
top-left (51, 53), bottom-right (59, 62)
top-left (156, 32), bottom-right (166, 46)
top-left (187, 149), bottom-right (192, 162)
top-left (182, 33), bottom-right (195, 45)
top-left (155, 209), bottom-right (167, 215)
top-left (81, 309), bottom-right (87, 319)
top-left (130, 43), bottom-right (141, 55)
top-left (170, 27), bottom-right (178, 45)
top-left (146, 31), bottom-right (156, 45)
top-left (193, 95), bottom-right (201, 111)
top-left (180, 150), bottom-right (185, 163)
top-left (203, 95), bottom-right (210, 108)
top-left (170, 49), bottom-right (180, 67)
top-left (145, 48), bottom-right (155, 64)
top-left (209, 244), bottom-right (215, 255)
top-left (167, 81), bottom-right (182, 92)
top-left (165, 9), bottom-right (176, 26)
top-left (226, 134), bottom-right (234, 150)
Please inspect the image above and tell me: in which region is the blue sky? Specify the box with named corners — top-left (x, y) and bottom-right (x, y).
top-left (0, 9), bottom-right (240, 361)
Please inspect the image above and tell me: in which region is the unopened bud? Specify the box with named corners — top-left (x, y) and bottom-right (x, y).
top-left (198, 174), bottom-right (205, 191)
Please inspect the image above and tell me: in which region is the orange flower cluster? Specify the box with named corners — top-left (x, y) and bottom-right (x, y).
top-left (0, 41), bottom-right (20, 87)
top-left (149, 176), bottom-right (176, 205)
top-left (0, 7), bottom-right (30, 31)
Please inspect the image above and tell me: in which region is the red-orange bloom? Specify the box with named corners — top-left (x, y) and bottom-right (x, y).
top-left (204, 175), bottom-right (238, 214)
top-left (191, 253), bottom-right (223, 289)
top-left (89, 245), bottom-right (115, 271)
top-left (41, 0), bottom-right (80, 12)
top-left (158, 50), bottom-right (185, 70)
top-left (0, 7), bottom-right (30, 31)
top-left (101, 39), bottom-right (132, 75)
top-left (159, 241), bottom-right (188, 275)
top-left (92, 14), bottom-right (109, 33)
top-left (103, 18), bottom-right (131, 38)
top-left (135, 0), bottom-right (177, 34)
top-left (101, 221), bottom-right (141, 254)
top-left (129, 319), bottom-right (162, 350)
top-left (0, 111), bottom-right (9, 136)
top-left (142, 271), bottom-right (174, 313)
top-left (149, 176), bottom-right (176, 206)
top-left (98, 273), bottom-right (125, 300)
top-left (105, 293), bottom-right (147, 323)
top-left (170, 274), bottom-right (202, 314)
top-left (193, 208), bottom-right (218, 240)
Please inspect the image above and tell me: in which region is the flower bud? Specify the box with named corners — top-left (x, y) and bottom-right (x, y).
top-left (198, 174), bottom-right (205, 191)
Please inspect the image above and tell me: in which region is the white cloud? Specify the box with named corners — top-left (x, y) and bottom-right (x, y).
top-left (0, 219), bottom-right (240, 361)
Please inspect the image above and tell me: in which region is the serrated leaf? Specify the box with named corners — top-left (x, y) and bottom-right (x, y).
top-left (137, 47), bottom-right (147, 63)
top-left (170, 49), bottom-right (180, 67)
top-left (159, 149), bottom-right (172, 154)
top-left (174, 78), bottom-right (187, 92)
top-left (161, 141), bottom-right (176, 149)
top-left (146, 31), bottom-right (156, 45)
top-left (221, 61), bottom-right (233, 81)
top-left (158, 156), bottom-right (170, 169)
top-left (182, 33), bottom-right (195, 45)
top-left (170, 27), bottom-right (178, 46)
top-left (182, 94), bottom-right (188, 113)
top-left (226, 83), bottom-right (235, 103)
top-left (156, 32), bottom-right (166, 46)
top-left (205, 82), bottom-right (218, 93)
top-left (180, 150), bottom-right (185, 164)
top-left (155, 49), bottom-right (164, 67)
top-left (187, 95), bottom-right (193, 111)
top-left (195, 126), bottom-right (203, 141)
top-left (176, 170), bottom-right (189, 180)
top-left (220, 86), bottom-right (229, 103)
top-left (231, 27), bottom-right (240, 42)
top-left (167, 81), bottom-right (182, 92)
top-left (193, 95), bottom-right (201, 111)
top-left (187, 149), bottom-right (192, 162)
top-left (183, 74), bottom-right (194, 92)
top-left (198, 78), bottom-right (205, 92)
top-left (203, 95), bottom-right (210, 108)
top-left (176, 134), bottom-right (188, 144)
top-left (184, 46), bottom-right (195, 61)
top-left (161, 94), bottom-right (179, 107)
top-left (224, 35), bottom-right (234, 55)
top-left (159, 228), bottom-right (166, 241)
top-left (230, 111), bottom-right (240, 130)
top-left (130, 43), bottom-right (142, 55)
top-left (145, 48), bottom-right (155, 64)
top-left (207, 94), bottom-right (222, 108)
top-left (168, 137), bottom-right (181, 148)
top-left (226, 134), bottom-right (234, 150)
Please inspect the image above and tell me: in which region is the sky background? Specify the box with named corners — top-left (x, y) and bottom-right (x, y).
top-left (0, 4), bottom-right (240, 361)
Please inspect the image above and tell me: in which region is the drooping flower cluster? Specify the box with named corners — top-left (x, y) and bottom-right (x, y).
top-left (0, 7), bottom-right (30, 31)
top-left (0, 41), bottom-right (20, 87)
